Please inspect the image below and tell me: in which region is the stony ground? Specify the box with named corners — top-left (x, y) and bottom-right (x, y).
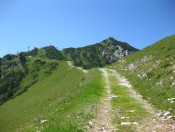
top-left (90, 69), bottom-right (116, 132)
top-left (88, 68), bottom-right (175, 132)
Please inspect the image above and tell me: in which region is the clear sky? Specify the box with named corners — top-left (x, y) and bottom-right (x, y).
top-left (0, 0), bottom-right (175, 57)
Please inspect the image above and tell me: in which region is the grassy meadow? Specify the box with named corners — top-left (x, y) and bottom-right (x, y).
top-left (0, 61), bottom-right (104, 131)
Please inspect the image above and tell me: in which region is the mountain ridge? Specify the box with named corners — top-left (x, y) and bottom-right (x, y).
top-left (61, 37), bottom-right (138, 69)
top-left (0, 37), bottom-right (138, 104)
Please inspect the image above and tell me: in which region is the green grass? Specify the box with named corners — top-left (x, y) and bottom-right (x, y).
top-left (29, 69), bottom-right (104, 132)
top-left (13, 58), bottom-right (58, 97)
top-left (0, 61), bottom-right (104, 132)
top-left (115, 34), bottom-right (175, 118)
top-left (108, 70), bottom-right (149, 131)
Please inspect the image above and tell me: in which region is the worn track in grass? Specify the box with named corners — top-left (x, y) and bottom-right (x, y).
top-left (90, 68), bottom-right (175, 132)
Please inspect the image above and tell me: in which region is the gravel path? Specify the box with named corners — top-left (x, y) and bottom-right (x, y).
top-left (91, 68), bottom-right (175, 132)
top-left (90, 68), bottom-right (116, 132)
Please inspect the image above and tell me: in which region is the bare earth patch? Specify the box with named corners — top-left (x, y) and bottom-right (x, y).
top-left (89, 68), bottom-right (116, 132)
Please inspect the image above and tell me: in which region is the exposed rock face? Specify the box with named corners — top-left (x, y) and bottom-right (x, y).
top-left (101, 45), bottom-right (133, 63)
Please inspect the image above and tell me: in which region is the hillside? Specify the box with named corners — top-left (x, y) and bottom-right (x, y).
top-left (62, 37), bottom-right (138, 69)
top-left (0, 61), bottom-right (105, 131)
top-left (115, 34), bottom-right (175, 118)
top-left (0, 54), bottom-right (59, 104)
top-left (0, 37), bottom-right (138, 104)
top-left (22, 37), bottom-right (138, 70)
top-left (23, 37), bottom-right (138, 69)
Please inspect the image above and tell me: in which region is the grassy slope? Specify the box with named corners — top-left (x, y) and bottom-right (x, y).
top-left (36, 68), bottom-right (104, 132)
top-left (14, 57), bottom-right (58, 97)
top-left (115, 34), bottom-right (175, 117)
top-left (0, 60), bottom-right (104, 131)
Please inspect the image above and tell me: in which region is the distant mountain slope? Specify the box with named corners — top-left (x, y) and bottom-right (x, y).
top-left (116, 34), bottom-right (175, 117)
top-left (0, 37), bottom-right (138, 104)
top-left (0, 55), bottom-right (58, 104)
top-left (21, 37), bottom-right (139, 69)
top-left (62, 37), bottom-right (139, 69)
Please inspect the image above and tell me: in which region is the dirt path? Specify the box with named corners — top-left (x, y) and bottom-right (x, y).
top-left (67, 61), bottom-right (88, 73)
top-left (90, 68), bottom-right (175, 132)
top-left (89, 68), bottom-right (116, 132)
top-left (109, 69), bottom-right (175, 132)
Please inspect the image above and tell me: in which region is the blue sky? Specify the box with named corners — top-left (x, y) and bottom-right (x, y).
top-left (0, 0), bottom-right (175, 57)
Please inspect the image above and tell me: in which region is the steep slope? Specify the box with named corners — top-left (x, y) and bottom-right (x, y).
top-left (62, 37), bottom-right (138, 69)
top-left (0, 61), bottom-right (104, 131)
top-left (0, 54), bottom-right (58, 104)
top-left (115, 34), bottom-right (175, 118)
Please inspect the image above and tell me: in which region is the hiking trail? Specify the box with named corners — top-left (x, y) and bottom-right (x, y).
top-left (89, 68), bottom-right (175, 132)
top-left (90, 68), bottom-right (116, 132)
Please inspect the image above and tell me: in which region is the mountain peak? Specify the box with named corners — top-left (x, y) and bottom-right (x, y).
top-left (101, 37), bottom-right (117, 44)
top-left (108, 37), bottom-right (116, 41)
top-left (62, 38), bottom-right (139, 69)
